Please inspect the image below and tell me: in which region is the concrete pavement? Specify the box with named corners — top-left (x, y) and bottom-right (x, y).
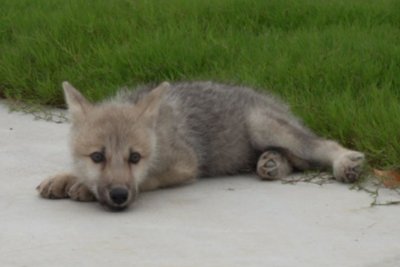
top-left (1, 102), bottom-right (399, 267)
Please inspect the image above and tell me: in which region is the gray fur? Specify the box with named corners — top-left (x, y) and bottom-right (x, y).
top-left (114, 81), bottom-right (359, 177)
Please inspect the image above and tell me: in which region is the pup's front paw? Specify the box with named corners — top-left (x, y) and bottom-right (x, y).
top-left (68, 183), bottom-right (95, 202)
top-left (37, 173), bottom-right (78, 199)
top-left (333, 151), bottom-right (365, 183)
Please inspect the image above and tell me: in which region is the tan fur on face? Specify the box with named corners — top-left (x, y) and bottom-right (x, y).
top-left (62, 82), bottom-right (169, 207)
top-left (72, 104), bottom-right (158, 198)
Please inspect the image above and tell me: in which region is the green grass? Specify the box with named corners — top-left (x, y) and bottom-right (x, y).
top-left (1, 0), bottom-right (400, 168)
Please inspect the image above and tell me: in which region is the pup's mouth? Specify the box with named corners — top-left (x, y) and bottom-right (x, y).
top-left (98, 186), bottom-right (137, 211)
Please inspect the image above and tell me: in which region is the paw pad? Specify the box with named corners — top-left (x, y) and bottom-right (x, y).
top-left (257, 151), bottom-right (292, 180)
top-left (333, 151), bottom-right (365, 183)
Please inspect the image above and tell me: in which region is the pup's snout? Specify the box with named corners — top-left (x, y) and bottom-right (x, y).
top-left (109, 187), bottom-right (129, 205)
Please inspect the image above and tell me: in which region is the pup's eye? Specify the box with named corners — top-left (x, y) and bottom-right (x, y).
top-left (129, 152), bottom-right (141, 164)
top-left (90, 152), bottom-right (105, 163)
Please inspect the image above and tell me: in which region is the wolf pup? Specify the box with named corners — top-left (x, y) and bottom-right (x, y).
top-left (37, 81), bottom-right (365, 211)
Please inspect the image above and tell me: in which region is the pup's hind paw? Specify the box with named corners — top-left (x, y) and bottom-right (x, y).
top-left (257, 150), bottom-right (292, 180)
top-left (333, 151), bottom-right (365, 183)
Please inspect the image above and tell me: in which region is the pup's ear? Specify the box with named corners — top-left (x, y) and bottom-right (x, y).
top-left (136, 81), bottom-right (170, 124)
top-left (62, 81), bottom-right (92, 121)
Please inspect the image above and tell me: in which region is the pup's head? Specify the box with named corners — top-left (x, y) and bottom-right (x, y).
top-left (63, 82), bottom-right (168, 211)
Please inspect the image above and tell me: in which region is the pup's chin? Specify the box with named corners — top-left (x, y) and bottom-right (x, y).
top-left (99, 200), bottom-right (131, 212)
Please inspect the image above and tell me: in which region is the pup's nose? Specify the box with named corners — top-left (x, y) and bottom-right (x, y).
top-left (109, 187), bottom-right (129, 205)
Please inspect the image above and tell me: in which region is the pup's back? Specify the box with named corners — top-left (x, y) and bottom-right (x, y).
top-left (115, 81), bottom-right (307, 177)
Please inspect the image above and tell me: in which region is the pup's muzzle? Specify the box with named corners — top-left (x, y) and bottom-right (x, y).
top-left (100, 185), bottom-right (136, 211)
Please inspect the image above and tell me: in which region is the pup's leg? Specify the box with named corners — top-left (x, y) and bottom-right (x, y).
top-left (139, 164), bottom-right (197, 192)
top-left (139, 142), bottom-right (198, 191)
top-left (248, 108), bottom-right (365, 183)
top-left (257, 150), bottom-right (292, 180)
top-left (37, 173), bottom-right (95, 201)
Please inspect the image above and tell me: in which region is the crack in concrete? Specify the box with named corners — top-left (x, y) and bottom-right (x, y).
top-left (281, 172), bottom-right (400, 207)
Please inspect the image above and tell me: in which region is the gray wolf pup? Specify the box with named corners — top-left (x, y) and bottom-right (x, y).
top-left (37, 81), bottom-right (365, 211)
